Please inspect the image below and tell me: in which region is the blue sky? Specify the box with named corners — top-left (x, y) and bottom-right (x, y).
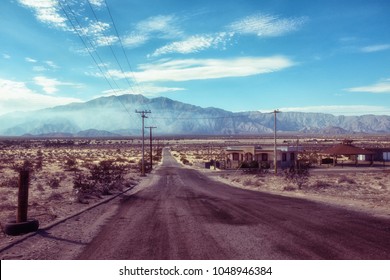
top-left (1, 0), bottom-right (390, 116)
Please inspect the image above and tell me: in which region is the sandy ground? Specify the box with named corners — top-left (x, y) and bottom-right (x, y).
top-left (1, 142), bottom-right (389, 259)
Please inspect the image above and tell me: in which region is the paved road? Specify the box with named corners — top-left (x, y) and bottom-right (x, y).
top-left (78, 148), bottom-right (390, 259)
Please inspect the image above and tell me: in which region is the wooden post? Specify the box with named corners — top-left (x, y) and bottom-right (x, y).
top-left (17, 170), bottom-right (29, 223)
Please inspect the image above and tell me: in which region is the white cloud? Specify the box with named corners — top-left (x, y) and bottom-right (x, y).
top-left (137, 15), bottom-right (182, 38)
top-left (25, 57), bottom-right (37, 63)
top-left (45, 60), bottom-right (59, 69)
top-left (229, 13), bottom-right (307, 37)
top-left (2, 53), bottom-right (11, 59)
top-left (258, 105), bottom-right (390, 116)
top-left (150, 32), bottom-right (234, 57)
top-left (18, 0), bottom-right (67, 29)
top-left (78, 21), bottom-right (118, 47)
top-left (346, 79), bottom-right (390, 93)
top-left (360, 44), bottom-right (390, 53)
top-left (122, 15), bottom-right (183, 48)
top-left (0, 78), bottom-right (81, 115)
top-left (101, 84), bottom-right (185, 97)
top-left (123, 33), bottom-right (150, 48)
top-left (33, 66), bottom-right (48, 72)
top-left (33, 76), bottom-right (81, 94)
top-left (89, 0), bottom-right (104, 7)
top-left (107, 56), bottom-right (294, 82)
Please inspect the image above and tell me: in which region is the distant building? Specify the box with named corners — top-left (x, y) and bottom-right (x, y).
top-left (225, 145), bottom-right (302, 169)
top-left (320, 140), bottom-right (374, 166)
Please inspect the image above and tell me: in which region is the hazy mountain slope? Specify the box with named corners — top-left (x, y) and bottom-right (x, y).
top-left (0, 94), bottom-right (389, 136)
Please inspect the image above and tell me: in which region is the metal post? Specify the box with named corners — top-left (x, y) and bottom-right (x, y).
top-left (17, 170), bottom-right (29, 223)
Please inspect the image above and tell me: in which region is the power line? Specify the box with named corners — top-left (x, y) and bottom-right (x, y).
top-left (58, 0), bottom-right (136, 127)
top-left (102, 0), bottom-right (157, 125)
top-left (103, 0), bottom-right (142, 94)
top-left (86, 0), bottom-right (136, 93)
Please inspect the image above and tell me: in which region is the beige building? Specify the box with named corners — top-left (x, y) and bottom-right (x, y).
top-left (225, 145), bottom-right (301, 169)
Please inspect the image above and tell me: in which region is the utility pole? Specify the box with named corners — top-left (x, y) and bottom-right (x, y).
top-left (273, 109), bottom-right (281, 175)
top-left (145, 126), bottom-right (157, 170)
top-left (136, 110), bottom-right (151, 176)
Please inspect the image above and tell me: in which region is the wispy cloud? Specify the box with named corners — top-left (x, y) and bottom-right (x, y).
top-left (150, 32), bottom-right (234, 57)
top-left (34, 76), bottom-right (82, 94)
top-left (18, 0), bottom-right (67, 29)
top-left (78, 20), bottom-right (118, 47)
top-left (0, 78), bottom-right (81, 115)
top-left (25, 57), bottom-right (37, 63)
top-left (229, 13), bottom-right (307, 37)
top-left (89, 0), bottom-right (105, 7)
top-left (29, 59), bottom-right (60, 72)
top-left (346, 78), bottom-right (390, 93)
top-left (122, 15), bottom-right (183, 48)
top-left (106, 56), bottom-right (294, 82)
top-left (100, 84), bottom-right (185, 98)
top-left (360, 44), bottom-right (390, 53)
top-left (259, 105), bottom-right (390, 116)
top-left (45, 60), bottom-right (59, 69)
top-left (18, 1), bottom-right (118, 48)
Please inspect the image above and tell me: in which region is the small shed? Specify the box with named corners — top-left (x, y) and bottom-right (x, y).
top-left (320, 140), bottom-right (374, 166)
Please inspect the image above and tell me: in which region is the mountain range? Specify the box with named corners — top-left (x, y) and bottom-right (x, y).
top-left (1, 94), bottom-right (390, 136)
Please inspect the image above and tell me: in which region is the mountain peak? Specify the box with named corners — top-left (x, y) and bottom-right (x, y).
top-left (0, 94), bottom-right (389, 136)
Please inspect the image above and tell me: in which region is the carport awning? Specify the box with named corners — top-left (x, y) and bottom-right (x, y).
top-left (321, 143), bottom-right (374, 155)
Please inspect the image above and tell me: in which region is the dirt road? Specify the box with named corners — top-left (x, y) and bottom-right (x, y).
top-left (78, 148), bottom-right (390, 259)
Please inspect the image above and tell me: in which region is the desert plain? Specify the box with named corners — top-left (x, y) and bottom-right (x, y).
top-left (0, 135), bottom-right (389, 259)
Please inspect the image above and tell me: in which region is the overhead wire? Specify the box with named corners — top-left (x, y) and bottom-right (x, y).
top-left (101, 0), bottom-right (156, 126)
top-left (58, 0), bottom-right (136, 127)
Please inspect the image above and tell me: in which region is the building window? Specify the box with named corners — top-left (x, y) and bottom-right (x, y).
top-left (232, 153), bottom-right (239, 161)
top-left (261, 153), bottom-right (268, 161)
top-left (290, 152), bottom-right (295, 161)
top-left (282, 153), bottom-right (287, 162)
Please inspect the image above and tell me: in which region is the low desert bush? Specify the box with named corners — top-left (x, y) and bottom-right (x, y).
top-left (48, 177), bottom-right (61, 189)
top-left (73, 160), bottom-right (127, 202)
top-left (243, 178), bottom-right (253, 186)
top-left (337, 175), bottom-right (356, 184)
top-left (284, 165), bottom-right (310, 190)
top-left (311, 180), bottom-right (333, 189)
top-left (1, 176), bottom-right (19, 189)
top-left (283, 185), bottom-right (296, 191)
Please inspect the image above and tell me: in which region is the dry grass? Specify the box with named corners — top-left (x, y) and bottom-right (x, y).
top-left (0, 139), bottom-right (147, 229)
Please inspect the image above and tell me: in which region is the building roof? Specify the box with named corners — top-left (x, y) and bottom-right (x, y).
top-left (321, 142), bottom-right (374, 155)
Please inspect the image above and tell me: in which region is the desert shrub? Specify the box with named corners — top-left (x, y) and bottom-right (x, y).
top-left (1, 176), bottom-right (19, 189)
top-left (337, 175), bottom-right (356, 184)
top-left (64, 157), bottom-right (78, 171)
top-left (240, 161), bottom-right (259, 169)
top-left (36, 183), bottom-right (45, 192)
top-left (243, 178), bottom-right (253, 186)
top-left (283, 185), bottom-right (296, 191)
top-left (311, 180), bottom-right (333, 189)
top-left (254, 180), bottom-right (263, 187)
top-left (48, 192), bottom-right (64, 200)
top-left (284, 165), bottom-right (310, 190)
top-left (48, 177), bottom-right (60, 189)
top-left (89, 160), bottom-right (126, 195)
top-left (181, 158), bottom-right (190, 165)
top-left (12, 159), bottom-right (34, 172)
